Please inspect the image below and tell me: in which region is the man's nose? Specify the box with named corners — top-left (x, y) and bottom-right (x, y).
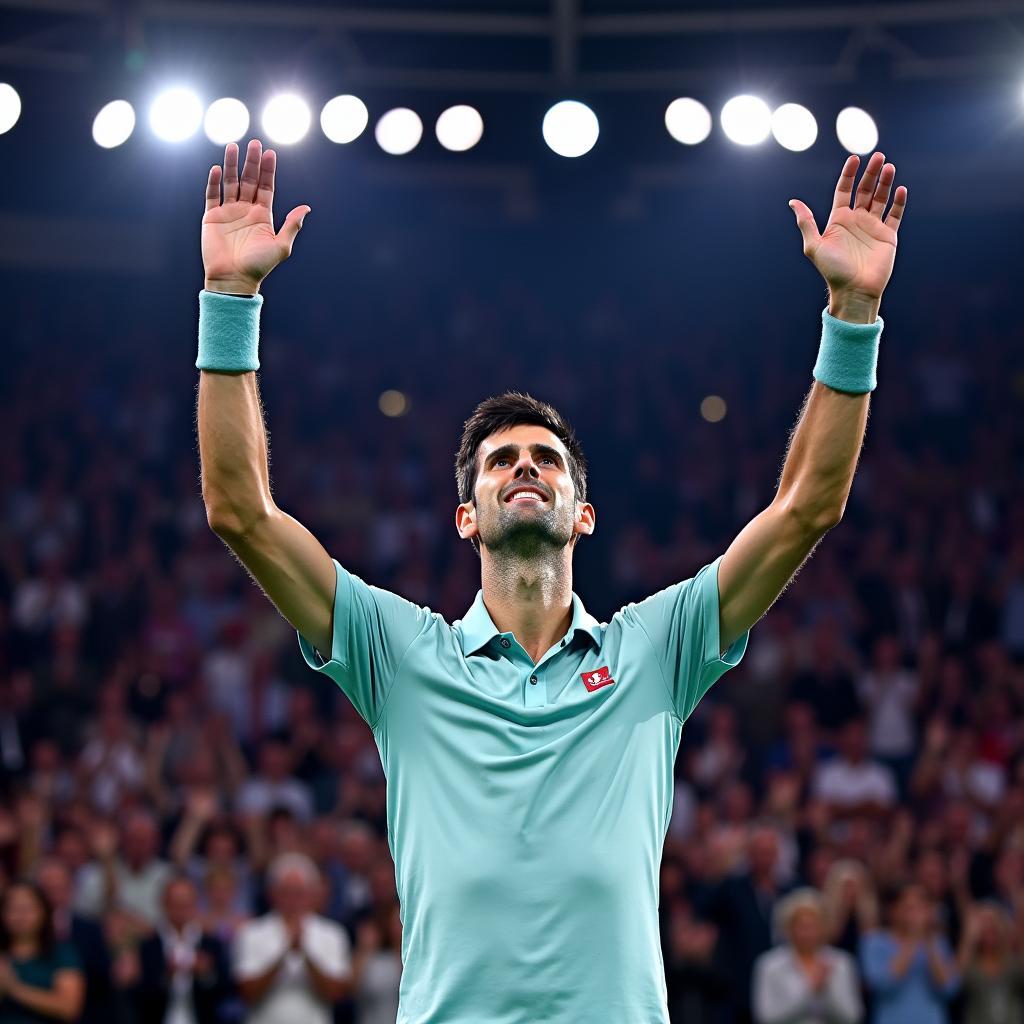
top-left (513, 455), bottom-right (540, 477)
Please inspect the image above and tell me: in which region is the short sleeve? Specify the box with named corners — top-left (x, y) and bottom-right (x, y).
top-left (621, 554), bottom-right (749, 721)
top-left (297, 558), bottom-right (431, 729)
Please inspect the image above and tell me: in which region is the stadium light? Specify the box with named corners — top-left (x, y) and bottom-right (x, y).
top-left (204, 98), bottom-right (249, 145)
top-left (435, 105), bottom-right (484, 152)
top-left (375, 108), bottom-right (423, 155)
top-left (92, 100), bottom-right (135, 148)
top-left (149, 87), bottom-right (203, 142)
top-left (321, 95), bottom-right (369, 144)
top-left (665, 98), bottom-right (712, 145)
top-left (0, 83), bottom-right (21, 135)
top-left (720, 95), bottom-right (772, 146)
top-left (771, 103), bottom-right (817, 152)
top-left (542, 100), bottom-right (599, 158)
top-left (262, 94), bottom-right (311, 145)
top-left (836, 107), bottom-right (878, 154)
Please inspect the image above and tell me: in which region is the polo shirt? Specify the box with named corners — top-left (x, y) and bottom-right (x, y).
top-left (297, 553), bottom-right (750, 1023)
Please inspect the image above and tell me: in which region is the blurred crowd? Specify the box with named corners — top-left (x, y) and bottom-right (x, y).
top-left (0, 265), bottom-right (1021, 1024)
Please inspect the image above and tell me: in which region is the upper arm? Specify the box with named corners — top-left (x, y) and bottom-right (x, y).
top-left (214, 506), bottom-right (337, 655)
top-left (718, 500), bottom-right (830, 653)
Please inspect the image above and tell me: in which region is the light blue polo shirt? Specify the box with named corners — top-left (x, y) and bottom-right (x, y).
top-left (297, 554), bottom-right (749, 1024)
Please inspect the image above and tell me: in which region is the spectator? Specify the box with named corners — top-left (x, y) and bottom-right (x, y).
top-left (235, 740), bottom-right (314, 825)
top-left (233, 852), bottom-right (351, 1024)
top-left (351, 907), bottom-right (403, 1024)
top-left (860, 883), bottom-right (959, 1024)
top-left (956, 901), bottom-right (1024, 1024)
top-left (822, 860), bottom-right (879, 957)
top-left (74, 810), bottom-right (173, 931)
top-left (132, 875), bottom-right (233, 1024)
top-left (0, 880), bottom-right (84, 1022)
top-left (664, 904), bottom-right (729, 1023)
top-left (813, 720), bottom-right (898, 819)
top-left (753, 887), bottom-right (862, 1023)
top-left (706, 824), bottom-right (790, 1024)
top-left (34, 858), bottom-right (112, 1024)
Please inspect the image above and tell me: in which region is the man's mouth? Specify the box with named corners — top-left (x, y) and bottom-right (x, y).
top-left (504, 486), bottom-right (548, 504)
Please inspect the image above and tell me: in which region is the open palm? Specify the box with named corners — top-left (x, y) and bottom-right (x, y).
top-left (790, 152), bottom-right (907, 301)
top-left (202, 139), bottom-right (310, 295)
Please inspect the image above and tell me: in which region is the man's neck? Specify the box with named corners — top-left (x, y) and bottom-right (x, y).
top-left (480, 549), bottom-right (574, 665)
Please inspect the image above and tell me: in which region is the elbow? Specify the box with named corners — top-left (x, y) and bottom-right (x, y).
top-left (777, 494), bottom-right (843, 536)
top-left (206, 502), bottom-right (273, 541)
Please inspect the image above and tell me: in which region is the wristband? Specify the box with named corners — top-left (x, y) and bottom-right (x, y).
top-left (812, 306), bottom-right (883, 394)
top-left (196, 289), bottom-right (263, 372)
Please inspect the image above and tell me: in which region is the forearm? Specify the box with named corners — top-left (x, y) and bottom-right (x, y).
top-left (303, 953), bottom-right (349, 1004)
top-left (775, 377), bottom-right (869, 530)
top-left (238, 954), bottom-right (286, 1005)
top-left (198, 369), bottom-right (275, 535)
top-left (6, 980), bottom-right (79, 1021)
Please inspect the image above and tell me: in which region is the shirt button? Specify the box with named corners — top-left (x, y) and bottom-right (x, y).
top-left (530, 674), bottom-right (538, 685)
top-left (500, 637), bottom-right (511, 648)
top-left (560, 639), bottom-right (565, 647)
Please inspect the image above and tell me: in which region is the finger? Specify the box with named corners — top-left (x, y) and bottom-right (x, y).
top-left (256, 148), bottom-right (276, 210)
top-left (789, 199), bottom-right (821, 253)
top-left (239, 139), bottom-right (262, 204)
top-left (223, 143), bottom-right (239, 203)
top-left (277, 205), bottom-right (311, 254)
top-left (205, 164), bottom-right (221, 212)
top-left (832, 155), bottom-right (860, 211)
top-left (868, 162), bottom-right (895, 218)
top-left (854, 151), bottom-right (885, 210)
top-left (883, 185), bottom-right (908, 232)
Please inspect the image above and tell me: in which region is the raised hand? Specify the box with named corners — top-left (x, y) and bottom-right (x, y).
top-left (789, 152), bottom-right (907, 323)
top-left (202, 139), bottom-right (310, 296)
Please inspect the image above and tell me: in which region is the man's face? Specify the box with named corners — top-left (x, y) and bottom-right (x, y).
top-left (456, 424), bottom-right (594, 556)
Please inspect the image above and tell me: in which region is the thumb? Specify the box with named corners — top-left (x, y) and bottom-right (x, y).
top-left (278, 205), bottom-right (311, 253)
top-left (788, 199), bottom-right (820, 254)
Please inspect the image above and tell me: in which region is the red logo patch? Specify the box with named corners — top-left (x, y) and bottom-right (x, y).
top-left (581, 666), bottom-right (615, 692)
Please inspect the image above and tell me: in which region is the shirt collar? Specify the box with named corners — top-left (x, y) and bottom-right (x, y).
top-left (457, 589), bottom-right (602, 657)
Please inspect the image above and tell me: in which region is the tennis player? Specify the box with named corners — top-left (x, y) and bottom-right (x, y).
top-left (196, 139), bottom-right (906, 1023)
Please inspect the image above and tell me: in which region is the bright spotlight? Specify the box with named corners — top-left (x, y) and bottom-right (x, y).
top-left (542, 100), bottom-right (599, 158)
top-left (836, 107), bottom-right (878, 154)
top-left (149, 87), bottom-right (203, 142)
top-left (771, 103), bottom-right (817, 152)
top-left (92, 100), bottom-right (135, 148)
top-left (435, 104), bottom-right (484, 152)
top-left (0, 83), bottom-right (21, 135)
top-left (375, 108), bottom-right (423, 155)
top-left (720, 95), bottom-right (772, 146)
top-left (204, 98), bottom-right (249, 144)
top-left (321, 95), bottom-right (368, 144)
top-left (665, 97), bottom-right (712, 145)
top-left (262, 94), bottom-right (311, 145)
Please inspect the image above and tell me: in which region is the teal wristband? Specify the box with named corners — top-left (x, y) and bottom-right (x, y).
top-left (812, 306), bottom-right (883, 394)
top-left (196, 289), bottom-right (263, 372)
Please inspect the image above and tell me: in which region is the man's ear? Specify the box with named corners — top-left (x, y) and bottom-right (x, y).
top-left (455, 501), bottom-right (478, 542)
top-left (574, 499), bottom-right (596, 538)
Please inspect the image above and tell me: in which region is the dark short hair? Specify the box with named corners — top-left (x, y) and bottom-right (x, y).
top-left (454, 392), bottom-right (588, 554)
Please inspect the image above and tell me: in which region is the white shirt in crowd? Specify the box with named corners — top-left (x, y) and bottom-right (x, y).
top-left (233, 912), bottom-right (351, 1024)
top-left (857, 668), bottom-right (919, 758)
top-left (812, 758), bottom-right (897, 809)
top-left (753, 945), bottom-right (863, 1024)
top-left (161, 921), bottom-right (202, 1024)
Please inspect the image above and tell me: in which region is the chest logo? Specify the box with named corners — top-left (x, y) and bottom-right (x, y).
top-left (581, 666), bottom-right (615, 692)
